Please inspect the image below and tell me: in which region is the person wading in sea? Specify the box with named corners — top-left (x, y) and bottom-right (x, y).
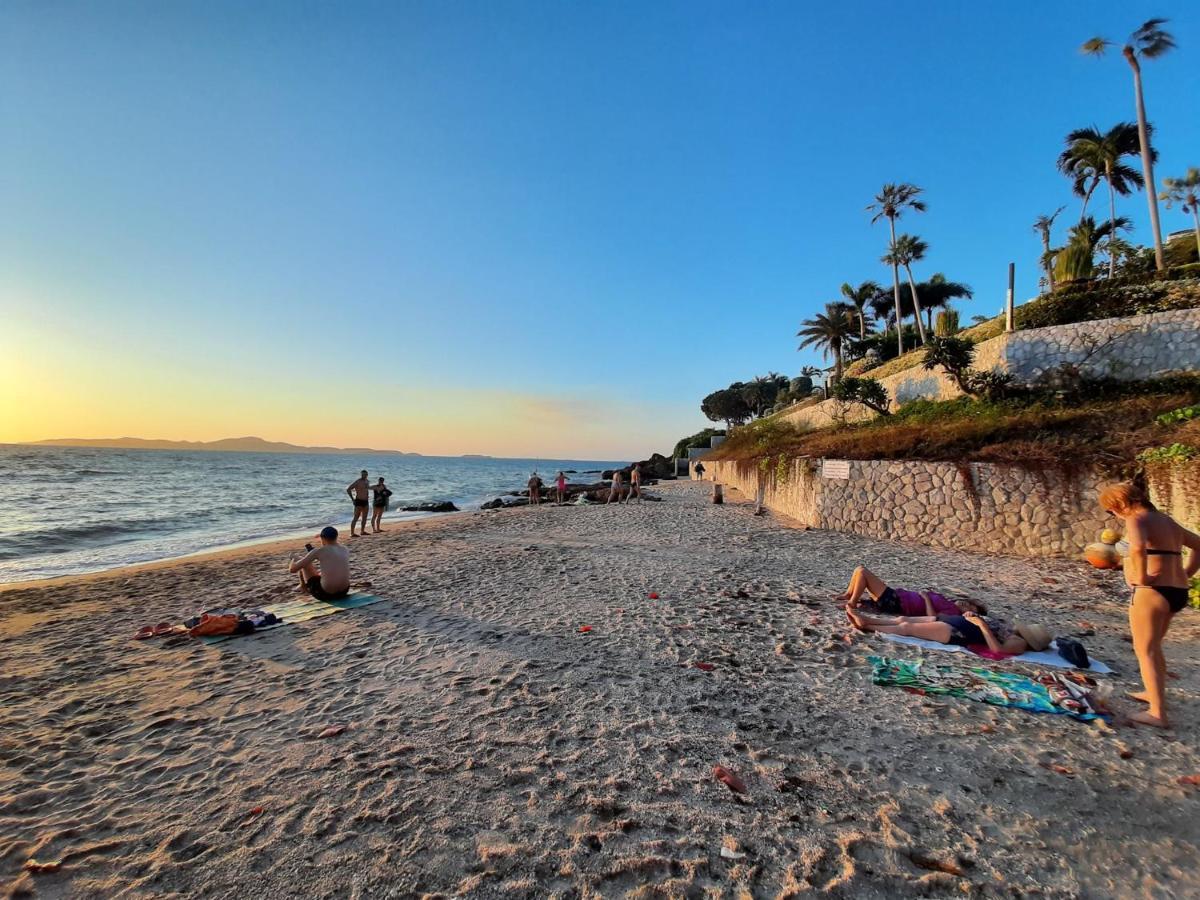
top-left (347, 470), bottom-right (370, 537)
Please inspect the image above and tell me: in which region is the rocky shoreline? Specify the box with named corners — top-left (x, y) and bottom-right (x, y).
top-left (479, 453), bottom-right (678, 509)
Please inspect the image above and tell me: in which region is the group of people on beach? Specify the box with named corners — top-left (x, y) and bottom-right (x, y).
top-left (346, 469), bottom-right (392, 536)
top-left (836, 481), bottom-right (1199, 729)
top-left (525, 465), bottom-right (646, 506)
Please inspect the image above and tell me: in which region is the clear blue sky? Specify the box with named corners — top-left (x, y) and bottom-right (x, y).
top-left (2, 2), bottom-right (1197, 457)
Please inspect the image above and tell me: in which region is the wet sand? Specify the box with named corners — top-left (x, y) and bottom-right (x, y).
top-left (2, 480), bottom-right (1199, 898)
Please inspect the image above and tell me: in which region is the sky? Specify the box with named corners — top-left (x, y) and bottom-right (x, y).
top-left (2, 2), bottom-right (1197, 459)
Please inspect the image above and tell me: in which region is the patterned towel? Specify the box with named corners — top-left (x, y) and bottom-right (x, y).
top-left (869, 655), bottom-right (1107, 722)
top-left (201, 593), bottom-right (385, 645)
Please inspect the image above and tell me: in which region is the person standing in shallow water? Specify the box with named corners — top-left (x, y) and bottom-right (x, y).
top-left (1100, 482), bottom-right (1200, 728)
top-left (347, 470), bottom-right (370, 537)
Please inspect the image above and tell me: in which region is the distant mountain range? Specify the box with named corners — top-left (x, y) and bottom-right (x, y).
top-left (25, 436), bottom-right (422, 456)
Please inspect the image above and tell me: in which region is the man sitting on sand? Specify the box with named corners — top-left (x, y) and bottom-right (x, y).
top-left (289, 526), bottom-right (351, 601)
top-left (846, 606), bottom-right (1052, 656)
top-left (835, 565), bottom-right (986, 617)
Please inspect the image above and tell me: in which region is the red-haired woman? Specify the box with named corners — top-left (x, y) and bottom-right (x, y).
top-left (1100, 482), bottom-right (1200, 728)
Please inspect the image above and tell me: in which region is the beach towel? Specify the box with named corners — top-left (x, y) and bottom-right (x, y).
top-left (879, 633), bottom-right (1113, 674)
top-left (200, 593), bottom-right (384, 645)
top-left (869, 655), bottom-right (1107, 722)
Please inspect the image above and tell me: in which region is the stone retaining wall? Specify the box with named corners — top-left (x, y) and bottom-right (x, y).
top-left (703, 458), bottom-right (1111, 558)
top-left (778, 307), bottom-right (1200, 431)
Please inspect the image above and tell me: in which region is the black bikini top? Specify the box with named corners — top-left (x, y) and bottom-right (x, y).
top-left (1145, 548), bottom-right (1183, 556)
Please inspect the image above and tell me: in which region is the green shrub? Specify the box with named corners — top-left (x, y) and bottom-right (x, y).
top-left (832, 376), bottom-right (890, 415)
top-left (1137, 443), bottom-right (1198, 465)
top-left (1016, 277), bottom-right (1200, 330)
top-left (1156, 404), bottom-right (1200, 426)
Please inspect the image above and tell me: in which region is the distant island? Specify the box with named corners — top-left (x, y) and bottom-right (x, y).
top-left (24, 436), bottom-right (422, 456)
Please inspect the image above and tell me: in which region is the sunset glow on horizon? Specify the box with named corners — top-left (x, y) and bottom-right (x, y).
top-left (3, 2), bottom-right (1197, 458)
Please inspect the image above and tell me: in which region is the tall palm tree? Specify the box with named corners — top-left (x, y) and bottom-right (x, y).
top-left (1033, 207), bottom-right (1066, 290)
top-left (839, 280), bottom-right (881, 339)
top-left (1160, 168), bottom-right (1200, 260)
top-left (1083, 18), bottom-right (1176, 270)
top-left (867, 183), bottom-right (925, 356)
top-left (797, 303), bottom-right (856, 382)
top-left (883, 234), bottom-right (929, 345)
top-left (1057, 123), bottom-right (1149, 277)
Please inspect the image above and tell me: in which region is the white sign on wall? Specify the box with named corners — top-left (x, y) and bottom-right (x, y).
top-left (821, 459), bottom-right (851, 480)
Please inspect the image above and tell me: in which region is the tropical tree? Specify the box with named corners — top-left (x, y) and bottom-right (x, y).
top-left (1057, 123), bottom-right (1149, 277)
top-left (1033, 207), bottom-right (1066, 290)
top-left (1160, 168), bottom-right (1200, 260)
top-left (1053, 215), bottom-right (1131, 283)
top-left (917, 273), bottom-right (973, 333)
top-left (867, 183), bottom-right (926, 356)
top-left (883, 234), bottom-right (930, 344)
top-left (1083, 18), bottom-right (1176, 270)
top-left (797, 302), bottom-right (856, 382)
top-left (840, 280), bottom-right (881, 340)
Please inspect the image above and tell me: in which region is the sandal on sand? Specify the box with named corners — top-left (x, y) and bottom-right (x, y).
top-left (152, 622), bottom-right (175, 637)
top-left (134, 625), bottom-right (156, 640)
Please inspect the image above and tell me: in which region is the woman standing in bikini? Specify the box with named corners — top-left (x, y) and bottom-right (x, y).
top-left (1100, 482), bottom-right (1200, 728)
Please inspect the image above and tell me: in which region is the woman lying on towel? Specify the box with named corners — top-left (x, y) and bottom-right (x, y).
top-left (835, 566), bottom-right (988, 617)
top-left (845, 605), bottom-right (1052, 656)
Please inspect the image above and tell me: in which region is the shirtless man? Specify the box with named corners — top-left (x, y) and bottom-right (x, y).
top-left (347, 470), bottom-right (370, 537)
top-left (527, 472), bottom-right (543, 506)
top-left (608, 469), bottom-right (624, 504)
top-left (629, 464), bottom-right (642, 503)
top-left (288, 526), bottom-right (351, 600)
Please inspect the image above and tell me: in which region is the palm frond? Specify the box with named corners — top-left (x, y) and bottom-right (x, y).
top-left (1080, 36), bottom-right (1110, 55)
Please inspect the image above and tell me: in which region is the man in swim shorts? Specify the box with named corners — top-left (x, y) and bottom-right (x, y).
top-left (629, 464), bottom-right (642, 503)
top-left (608, 469), bottom-right (624, 504)
top-left (347, 470), bottom-right (370, 537)
top-left (289, 525), bottom-right (351, 601)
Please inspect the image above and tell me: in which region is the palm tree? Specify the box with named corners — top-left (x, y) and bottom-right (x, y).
top-left (916, 273), bottom-right (973, 333)
top-left (867, 183), bottom-right (925, 356)
top-left (797, 303), bottom-right (856, 382)
top-left (883, 234), bottom-right (929, 344)
top-left (1160, 168), bottom-right (1200, 260)
top-left (1083, 18), bottom-right (1176, 270)
top-left (1033, 207), bottom-right (1066, 290)
top-left (1057, 123), bottom-right (1149, 277)
top-left (1053, 215), bottom-right (1132, 283)
top-left (839, 280), bottom-right (881, 339)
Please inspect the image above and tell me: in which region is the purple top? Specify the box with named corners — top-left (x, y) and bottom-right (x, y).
top-left (893, 588), bottom-right (960, 617)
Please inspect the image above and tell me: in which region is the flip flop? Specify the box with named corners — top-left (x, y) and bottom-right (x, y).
top-left (152, 622), bottom-right (174, 637)
top-left (134, 625), bottom-right (155, 640)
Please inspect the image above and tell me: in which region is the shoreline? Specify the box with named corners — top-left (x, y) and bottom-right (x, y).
top-left (0, 508), bottom-right (476, 594)
top-left (3, 481), bottom-right (1199, 897)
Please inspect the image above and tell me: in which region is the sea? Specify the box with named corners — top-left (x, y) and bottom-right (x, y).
top-left (0, 445), bottom-right (626, 583)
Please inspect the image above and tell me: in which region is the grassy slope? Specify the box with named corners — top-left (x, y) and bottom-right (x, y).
top-left (706, 381), bottom-right (1200, 477)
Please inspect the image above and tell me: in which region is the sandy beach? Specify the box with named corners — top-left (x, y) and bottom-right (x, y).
top-left (2, 480), bottom-right (1199, 898)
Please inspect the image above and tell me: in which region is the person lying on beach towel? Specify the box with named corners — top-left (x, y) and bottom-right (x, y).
top-left (846, 606), bottom-right (1052, 657)
top-left (835, 566), bottom-right (987, 617)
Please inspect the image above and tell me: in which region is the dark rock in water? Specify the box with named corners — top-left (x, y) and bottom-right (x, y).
top-left (601, 469), bottom-right (616, 480)
top-left (481, 498), bottom-right (505, 510)
top-left (402, 501), bottom-right (459, 513)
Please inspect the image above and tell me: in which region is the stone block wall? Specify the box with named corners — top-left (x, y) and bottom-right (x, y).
top-left (776, 307), bottom-right (1200, 431)
top-left (703, 458), bottom-right (1110, 558)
